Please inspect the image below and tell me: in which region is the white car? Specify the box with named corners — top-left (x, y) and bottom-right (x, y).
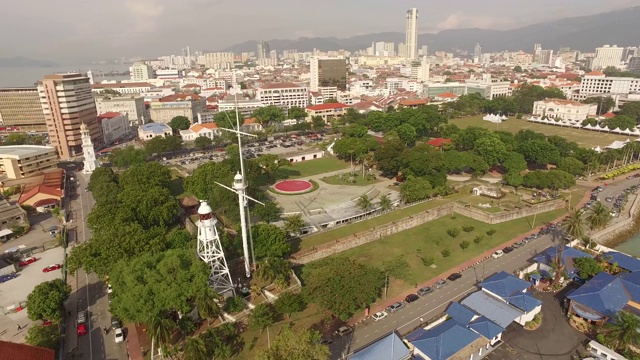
top-left (372, 311), bottom-right (388, 321)
top-left (114, 328), bottom-right (124, 343)
top-left (492, 250), bottom-right (504, 259)
top-left (107, 284), bottom-right (113, 294)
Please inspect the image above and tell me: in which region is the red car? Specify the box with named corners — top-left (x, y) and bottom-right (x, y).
top-left (77, 323), bottom-right (87, 336)
top-left (18, 257), bottom-right (37, 267)
top-left (42, 264), bottom-right (62, 273)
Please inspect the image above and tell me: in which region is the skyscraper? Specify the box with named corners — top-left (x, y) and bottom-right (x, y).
top-left (38, 73), bottom-right (102, 159)
top-left (257, 41), bottom-right (270, 60)
top-left (474, 43), bottom-right (482, 62)
top-left (309, 57), bottom-right (348, 92)
top-left (405, 8), bottom-right (419, 60)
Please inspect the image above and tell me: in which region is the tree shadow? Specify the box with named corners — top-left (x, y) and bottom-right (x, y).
top-left (27, 212), bottom-right (54, 227)
top-left (288, 236), bottom-right (302, 254)
top-left (168, 178), bottom-right (185, 197)
top-left (273, 168), bottom-right (301, 181)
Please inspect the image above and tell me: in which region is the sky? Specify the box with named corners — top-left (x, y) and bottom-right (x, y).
top-left (1, 0), bottom-right (637, 64)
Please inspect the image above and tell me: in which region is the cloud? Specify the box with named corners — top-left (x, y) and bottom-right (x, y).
top-left (125, 0), bottom-right (166, 34)
top-left (435, 13), bottom-right (516, 31)
top-left (294, 30), bottom-right (316, 38)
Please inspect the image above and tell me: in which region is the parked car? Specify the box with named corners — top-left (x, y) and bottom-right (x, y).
top-left (114, 328), bottom-right (124, 343)
top-left (372, 311), bottom-right (388, 321)
top-left (77, 323), bottom-right (87, 336)
top-left (605, 196), bottom-right (613, 202)
top-left (503, 246), bottom-right (515, 253)
top-left (77, 310), bottom-right (87, 324)
top-left (417, 286), bottom-right (434, 296)
top-left (111, 317), bottom-right (121, 330)
top-left (513, 241), bottom-right (525, 248)
top-left (42, 264), bottom-right (62, 273)
top-left (0, 273), bottom-right (17, 284)
top-left (19, 257), bottom-right (37, 267)
top-left (447, 273), bottom-right (462, 281)
top-left (387, 302), bottom-right (405, 313)
top-left (320, 337), bottom-right (333, 345)
top-left (435, 279), bottom-right (447, 288)
top-left (492, 250), bottom-right (504, 259)
top-left (335, 326), bottom-right (353, 336)
top-left (404, 294), bottom-right (419, 303)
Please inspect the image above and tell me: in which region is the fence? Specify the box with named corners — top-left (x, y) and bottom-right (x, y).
top-left (291, 199), bottom-right (565, 265)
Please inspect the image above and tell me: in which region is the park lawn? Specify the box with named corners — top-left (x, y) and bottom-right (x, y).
top-left (320, 173), bottom-right (380, 186)
top-left (233, 304), bottom-right (327, 360)
top-left (275, 156), bottom-right (349, 180)
top-left (449, 115), bottom-right (629, 148)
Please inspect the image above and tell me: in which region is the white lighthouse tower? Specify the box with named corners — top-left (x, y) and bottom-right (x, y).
top-left (81, 123), bottom-right (98, 174)
top-left (196, 201), bottom-right (234, 296)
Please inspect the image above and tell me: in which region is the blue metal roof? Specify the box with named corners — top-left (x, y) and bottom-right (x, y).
top-left (468, 316), bottom-right (505, 339)
top-left (446, 302), bottom-right (477, 325)
top-left (406, 320), bottom-right (480, 360)
top-left (461, 291), bottom-right (523, 328)
top-left (504, 293), bottom-right (542, 312)
top-left (350, 332), bottom-right (411, 360)
top-left (567, 272), bottom-right (630, 318)
top-left (140, 122), bottom-right (171, 134)
top-left (534, 246), bottom-right (593, 278)
top-left (603, 251), bottom-right (640, 272)
top-left (620, 271), bottom-right (640, 301)
top-left (479, 271), bottom-right (530, 298)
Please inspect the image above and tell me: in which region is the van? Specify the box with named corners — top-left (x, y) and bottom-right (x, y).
top-left (77, 310), bottom-right (87, 324)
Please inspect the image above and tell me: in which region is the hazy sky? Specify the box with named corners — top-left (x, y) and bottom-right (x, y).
top-left (2, 0), bottom-right (636, 63)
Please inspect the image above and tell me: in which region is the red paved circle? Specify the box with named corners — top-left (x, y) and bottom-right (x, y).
top-left (274, 180), bottom-right (313, 194)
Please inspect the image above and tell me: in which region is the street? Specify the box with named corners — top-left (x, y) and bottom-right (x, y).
top-left (65, 170), bottom-right (128, 360)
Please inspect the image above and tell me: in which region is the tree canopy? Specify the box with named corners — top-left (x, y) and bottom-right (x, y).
top-left (26, 279), bottom-right (71, 323)
top-left (168, 116), bottom-right (191, 131)
top-left (256, 327), bottom-right (329, 360)
top-left (253, 105), bottom-right (285, 127)
top-left (109, 146), bottom-right (147, 168)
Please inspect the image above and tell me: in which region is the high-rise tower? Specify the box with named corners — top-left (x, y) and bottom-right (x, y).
top-left (196, 201), bottom-right (234, 296)
top-left (405, 8), bottom-right (419, 60)
top-left (80, 123), bottom-right (98, 174)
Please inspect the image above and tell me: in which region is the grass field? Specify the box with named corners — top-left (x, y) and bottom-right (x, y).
top-left (275, 156), bottom-right (349, 180)
top-left (320, 172), bottom-right (379, 186)
top-left (450, 115), bottom-right (630, 148)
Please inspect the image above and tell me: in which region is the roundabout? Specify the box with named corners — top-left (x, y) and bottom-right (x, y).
top-left (273, 179), bottom-right (316, 194)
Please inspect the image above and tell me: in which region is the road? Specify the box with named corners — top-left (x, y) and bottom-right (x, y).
top-left (66, 169), bottom-right (128, 360)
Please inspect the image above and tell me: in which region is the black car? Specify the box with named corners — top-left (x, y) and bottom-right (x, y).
top-left (417, 286), bottom-right (434, 296)
top-left (447, 272), bottom-right (462, 281)
top-left (503, 246), bottom-right (515, 253)
top-left (405, 294), bottom-right (419, 303)
top-left (111, 317), bottom-right (122, 330)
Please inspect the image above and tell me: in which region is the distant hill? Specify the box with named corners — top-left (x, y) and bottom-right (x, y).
top-left (0, 56), bottom-right (58, 68)
top-left (222, 6), bottom-right (640, 53)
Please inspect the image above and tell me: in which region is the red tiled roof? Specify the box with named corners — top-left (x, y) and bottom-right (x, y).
top-left (400, 99), bottom-right (428, 106)
top-left (306, 103), bottom-right (349, 111)
top-left (244, 118), bottom-right (258, 125)
top-left (310, 91), bottom-right (322, 97)
top-left (540, 98), bottom-right (584, 106)
top-left (586, 71), bottom-right (604, 76)
top-left (435, 92), bottom-right (458, 99)
top-left (182, 83), bottom-right (202, 88)
top-left (97, 112), bottom-right (123, 119)
top-left (601, 112), bottom-right (616, 119)
top-left (160, 94), bottom-right (202, 102)
top-left (18, 169), bottom-right (64, 205)
top-left (0, 340), bottom-right (55, 360)
top-left (260, 82), bottom-right (301, 89)
top-left (427, 138), bottom-right (452, 147)
top-left (351, 101), bottom-right (382, 110)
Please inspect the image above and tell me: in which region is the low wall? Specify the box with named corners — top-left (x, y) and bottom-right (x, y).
top-left (592, 193), bottom-right (640, 243)
top-left (291, 199), bottom-right (565, 264)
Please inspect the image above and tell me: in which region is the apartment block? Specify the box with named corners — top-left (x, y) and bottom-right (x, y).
top-left (257, 83), bottom-right (308, 108)
top-left (0, 145), bottom-right (58, 179)
top-left (149, 94), bottom-right (206, 124)
top-left (0, 88), bottom-right (47, 131)
top-left (95, 95), bottom-right (149, 125)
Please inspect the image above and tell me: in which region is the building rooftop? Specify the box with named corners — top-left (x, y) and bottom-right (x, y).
top-left (534, 246), bottom-right (593, 279)
top-left (260, 82), bottom-right (302, 89)
top-left (602, 251), bottom-right (640, 272)
top-left (0, 339), bottom-right (55, 360)
top-left (479, 271), bottom-right (530, 298)
top-left (446, 302), bottom-right (477, 325)
top-left (567, 272), bottom-right (631, 320)
top-left (349, 331), bottom-right (410, 360)
top-left (0, 145), bottom-right (56, 159)
top-left (92, 82), bottom-right (153, 89)
top-left (461, 291), bottom-right (523, 328)
top-left (139, 123), bottom-right (171, 134)
top-left (406, 320), bottom-right (481, 360)
top-left (306, 103), bottom-right (349, 111)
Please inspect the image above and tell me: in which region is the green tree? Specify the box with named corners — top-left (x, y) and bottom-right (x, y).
top-left (183, 336), bottom-right (208, 360)
top-left (447, 228), bottom-right (460, 240)
top-left (195, 287), bottom-right (221, 324)
top-left (274, 292), bottom-right (306, 318)
top-left (557, 157), bottom-right (585, 176)
top-left (399, 176), bottom-right (434, 203)
top-left (561, 209), bottom-right (585, 240)
top-left (356, 194), bottom-right (372, 211)
top-left (213, 110), bottom-right (239, 128)
top-left (486, 229), bottom-right (496, 238)
top-left (256, 327), bottom-right (329, 360)
top-left (441, 248), bottom-right (451, 257)
top-left (602, 311), bottom-right (640, 352)
top-left (253, 200), bottom-right (282, 223)
top-left (586, 202), bottom-right (612, 231)
top-left (396, 123), bottom-right (417, 146)
top-left (253, 105), bottom-right (285, 127)
top-left (119, 161), bottom-right (172, 190)
top-left (2, 133), bottom-right (29, 145)
top-left (168, 116), bottom-right (191, 132)
top-left (462, 225), bottom-right (475, 235)
top-left (619, 101), bottom-right (640, 121)
top-left (473, 235), bottom-right (484, 244)
top-left (375, 138), bottom-right (406, 177)
top-left (573, 257), bottom-right (604, 279)
top-left (252, 224), bottom-right (290, 259)
top-left (249, 303), bottom-right (276, 333)
top-left (518, 140), bottom-right (561, 166)
top-left (144, 136), bottom-right (171, 154)
top-left (194, 136), bottom-right (213, 150)
top-left (26, 279), bottom-right (71, 323)
top-left (604, 115), bottom-right (637, 131)
top-left (379, 194), bottom-right (392, 211)
top-left (514, 65), bottom-right (523, 73)
top-left (522, 169), bottom-right (576, 190)
top-left (109, 146), bottom-right (147, 168)
top-left (324, 98), bottom-right (339, 103)
top-left (253, 153), bottom-right (287, 182)
top-left (101, 88), bottom-right (122, 96)
top-left (288, 106), bottom-right (307, 121)
top-left (283, 214), bottom-right (306, 235)
top-left (303, 258), bottom-right (384, 320)
top-left (382, 255), bottom-right (411, 282)
top-left (255, 257), bottom-right (290, 283)
top-left (504, 171), bottom-right (524, 190)
top-left (25, 325), bottom-right (60, 350)
top-left (147, 314), bottom-right (177, 352)
top-left (582, 96), bottom-right (615, 115)
top-left (459, 240), bottom-right (470, 250)
top-left (311, 115), bottom-right (326, 131)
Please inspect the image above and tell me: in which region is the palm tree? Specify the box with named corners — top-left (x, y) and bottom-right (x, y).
top-left (586, 202), bottom-right (612, 231)
top-left (194, 287), bottom-right (221, 325)
top-left (283, 214), bottom-right (306, 236)
top-left (255, 257), bottom-right (290, 283)
top-left (561, 209), bottom-right (585, 240)
top-left (147, 314), bottom-right (177, 360)
top-left (580, 236), bottom-right (596, 250)
top-left (356, 194), bottom-right (372, 211)
top-left (602, 311), bottom-right (640, 352)
top-left (183, 336), bottom-right (208, 360)
top-left (379, 194), bottom-right (392, 211)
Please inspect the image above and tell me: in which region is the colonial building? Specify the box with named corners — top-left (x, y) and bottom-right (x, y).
top-left (305, 103), bottom-right (349, 122)
top-left (149, 94), bottom-right (206, 124)
top-left (97, 112), bottom-right (129, 145)
top-left (137, 123), bottom-right (173, 141)
top-left (179, 123), bottom-right (221, 142)
top-left (532, 98), bottom-right (598, 121)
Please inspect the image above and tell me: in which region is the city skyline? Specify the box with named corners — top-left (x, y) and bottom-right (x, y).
top-left (2, 0), bottom-right (637, 63)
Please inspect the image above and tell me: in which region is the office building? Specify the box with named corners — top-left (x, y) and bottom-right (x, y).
top-left (37, 73), bottom-right (102, 160)
top-left (0, 88), bottom-right (47, 131)
top-left (149, 94), bottom-right (206, 124)
top-left (257, 41), bottom-right (270, 60)
top-left (95, 95), bottom-right (149, 125)
top-left (410, 56), bottom-right (430, 83)
top-left (204, 52), bottom-right (234, 69)
top-left (474, 43), bottom-right (482, 62)
top-left (405, 8), bottom-right (419, 60)
top-left (398, 43), bottom-right (408, 59)
top-left (575, 73), bottom-right (640, 101)
top-left (629, 57), bottom-right (640, 73)
top-left (91, 82), bottom-right (153, 95)
top-left (309, 57), bottom-right (348, 92)
top-left (130, 62), bottom-right (154, 81)
top-left (591, 45), bottom-right (624, 70)
top-left (97, 112), bottom-right (130, 145)
top-left (0, 145), bottom-right (57, 179)
top-left (257, 83), bottom-right (308, 108)
top-left (419, 45), bottom-right (428, 56)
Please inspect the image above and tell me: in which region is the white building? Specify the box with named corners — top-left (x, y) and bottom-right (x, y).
top-left (97, 112), bottom-right (130, 145)
top-left (405, 8), bottom-right (418, 60)
top-left (81, 123), bottom-right (98, 174)
top-left (91, 82), bottom-right (153, 95)
top-left (204, 52), bottom-right (234, 69)
top-left (95, 95), bottom-right (149, 125)
top-left (138, 123), bottom-right (172, 141)
top-left (217, 98), bottom-right (264, 118)
top-left (576, 73), bottom-right (640, 101)
top-left (532, 99), bottom-right (597, 121)
top-left (592, 45), bottom-right (624, 70)
top-left (257, 82), bottom-right (308, 108)
top-left (156, 69), bottom-right (181, 80)
top-left (411, 56), bottom-right (430, 83)
top-left (130, 62), bottom-right (154, 81)
top-left (149, 94), bottom-right (206, 124)
top-left (179, 123), bottom-right (221, 142)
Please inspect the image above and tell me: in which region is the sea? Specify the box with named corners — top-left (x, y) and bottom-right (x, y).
top-left (615, 233), bottom-right (640, 257)
top-left (0, 64), bottom-right (131, 87)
